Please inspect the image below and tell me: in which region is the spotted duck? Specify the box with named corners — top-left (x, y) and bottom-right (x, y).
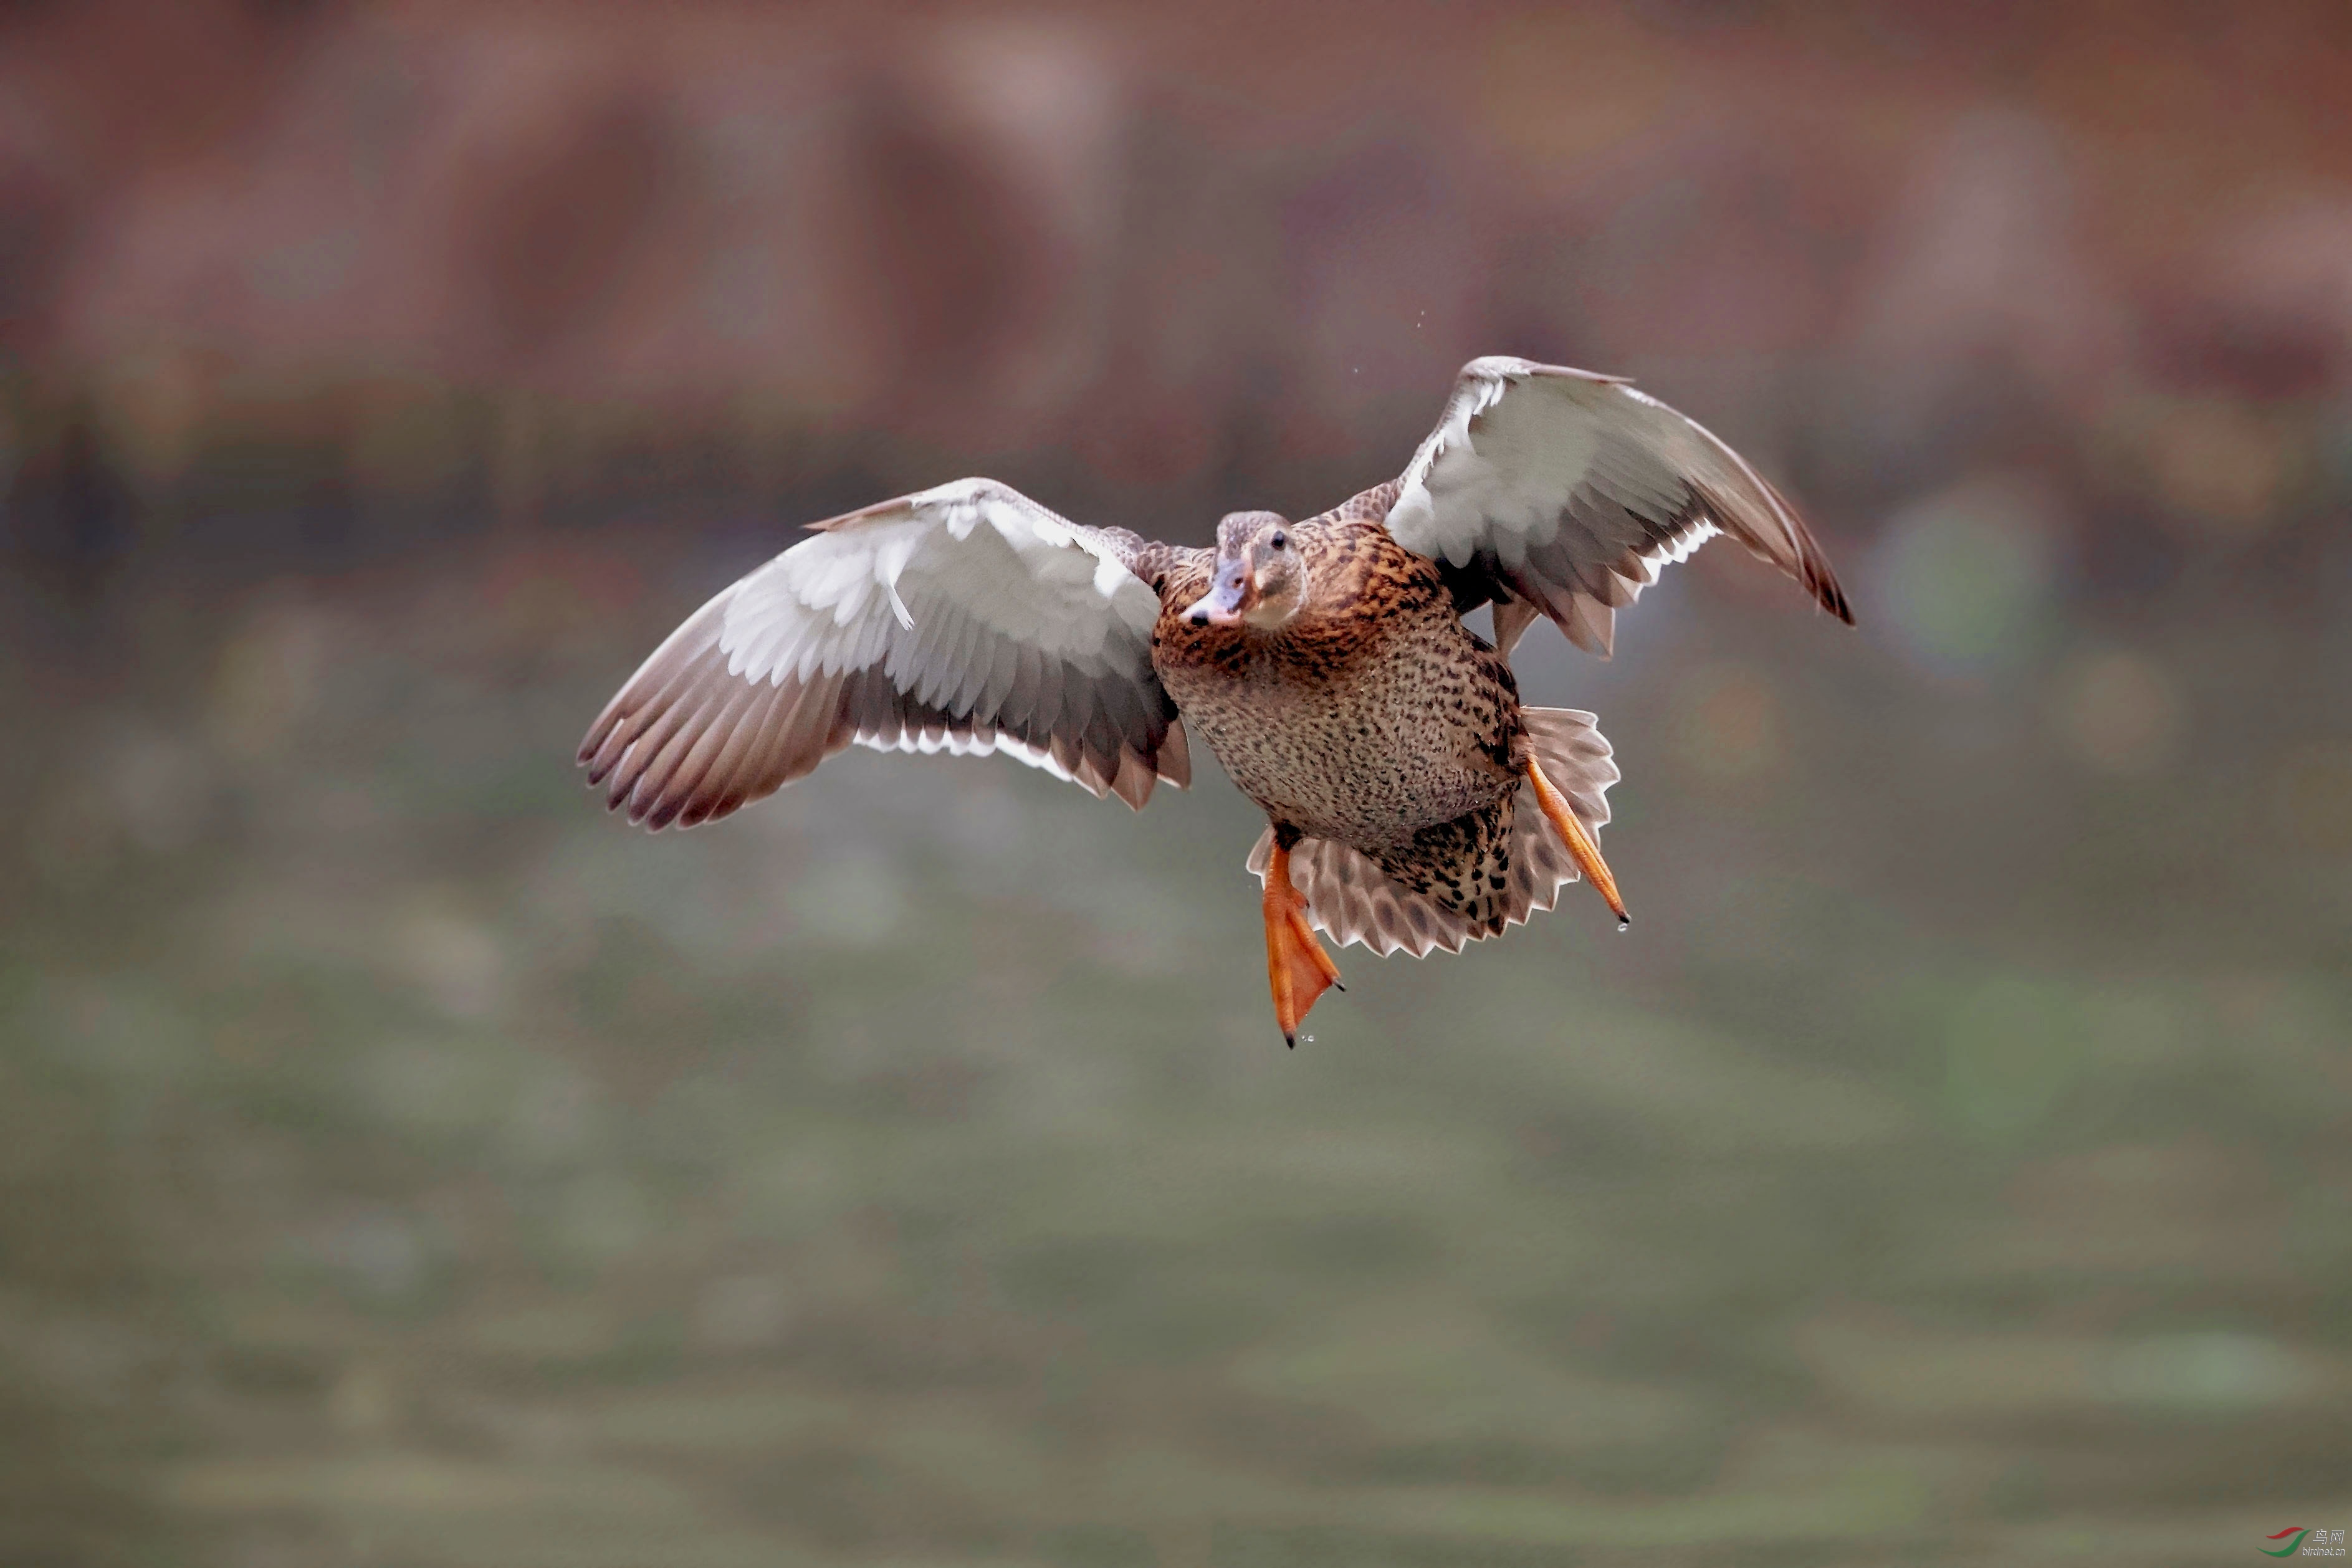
top-left (581, 357), bottom-right (1853, 1046)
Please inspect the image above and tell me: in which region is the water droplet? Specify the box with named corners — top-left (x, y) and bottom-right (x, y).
top-left (1617, 918), bottom-right (1631, 933)
top-left (1301, 1035), bottom-right (1315, 1044)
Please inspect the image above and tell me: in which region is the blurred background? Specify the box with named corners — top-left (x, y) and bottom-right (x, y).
top-left (2, 1), bottom-right (2350, 1564)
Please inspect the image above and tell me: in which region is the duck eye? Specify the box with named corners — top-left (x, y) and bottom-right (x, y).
top-left (1269, 531), bottom-right (1288, 550)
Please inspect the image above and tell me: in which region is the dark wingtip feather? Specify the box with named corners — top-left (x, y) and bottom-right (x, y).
top-left (1825, 577), bottom-right (1855, 625)
top-left (1797, 541), bottom-right (1855, 625)
top-left (583, 728), bottom-right (629, 786)
top-left (578, 706), bottom-right (622, 772)
top-left (614, 774), bottom-right (657, 828)
top-left (1758, 476), bottom-right (1855, 627)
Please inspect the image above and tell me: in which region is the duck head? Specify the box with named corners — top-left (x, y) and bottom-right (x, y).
top-left (1181, 511), bottom-right (1306, 631)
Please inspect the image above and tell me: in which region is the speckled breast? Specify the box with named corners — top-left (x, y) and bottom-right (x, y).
top-left (1150, 524), bottom-right (1523, 850)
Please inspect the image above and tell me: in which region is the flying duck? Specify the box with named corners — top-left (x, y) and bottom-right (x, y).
top-left (580, 357), bottom-right (1853, 1045)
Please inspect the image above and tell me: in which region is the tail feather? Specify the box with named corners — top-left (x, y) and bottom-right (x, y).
top-left (1246, 707), bottom-right (1620, 958)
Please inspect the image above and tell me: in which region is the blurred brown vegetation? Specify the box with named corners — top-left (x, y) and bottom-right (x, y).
top-left (2, 2), bottom-right (2350, 1565)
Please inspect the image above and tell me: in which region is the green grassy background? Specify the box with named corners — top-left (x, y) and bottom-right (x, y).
top-left (4, 1), bottom-right (2351, 1561)
top-left (3, 510), bottom-right (2345, 1564)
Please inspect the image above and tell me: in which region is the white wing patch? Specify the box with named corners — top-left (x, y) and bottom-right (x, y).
top-left (719, 479), bottom-right (1154, 692)
top-left (1380, 356), bottom-right (1849, 657)
top-left (580, 478), bottom-right (1183, 828)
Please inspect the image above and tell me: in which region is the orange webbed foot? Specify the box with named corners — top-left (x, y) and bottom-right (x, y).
top-left (1525, 754), bottom-right (1630, 927)
top-left (1261, 835), bottom-right (1343, 1048)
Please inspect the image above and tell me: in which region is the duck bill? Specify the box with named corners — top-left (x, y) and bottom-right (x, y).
top-left (1182, 566), bottom-right (1260, 628)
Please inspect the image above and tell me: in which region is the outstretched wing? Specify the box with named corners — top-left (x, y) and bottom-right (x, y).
top-left (1381, 356), bottom-right (1852, 656)
top-left (580, 478), bottom-right (1188, 829)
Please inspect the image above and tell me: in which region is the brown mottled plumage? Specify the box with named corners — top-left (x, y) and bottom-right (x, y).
top-left (1149, 509), bottom-right (1529, 934)
top-left (580, 356), bottom-right (1855, 1046)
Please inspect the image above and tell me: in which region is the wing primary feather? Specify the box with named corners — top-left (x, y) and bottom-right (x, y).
top-left (616, 681), bottom-right (722, 821)
top-left (679, 681), bottom-right (789, 828)
top-left (605, 671), bottom-right (719, 808)
top-left (651, 682), bottom-right (763, 828)
top-left (775, 671), bottom-right (853, 786)
top-left (583, 619), bottom-right (719, 782)
top-left (689, 677), bottom-right (800, 826)
top-left (579, 594), bottom-right (727, 767)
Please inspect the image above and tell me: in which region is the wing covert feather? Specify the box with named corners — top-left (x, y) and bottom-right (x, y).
top-left (1381, 356), bottom-right (1852, 655)
top-left (580, 478), bottom-right (1183, 828)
